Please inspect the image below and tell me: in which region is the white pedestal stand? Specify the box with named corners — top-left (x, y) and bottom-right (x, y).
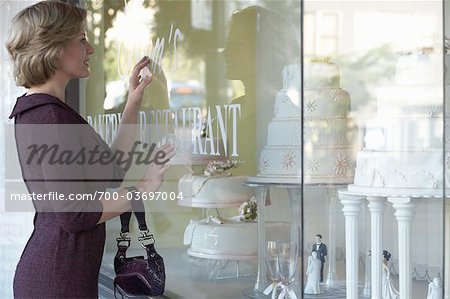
top-left (446, 199), bottom-right (450, 299)
top-left (367, 196), bottom-right (387, 299)
top-left (338, 191), bottom-right (365, 299)
top-left (387, 197), bottom-right (415, 299)
top-left (342, 185), bottom-right (443, 299)
top-left (245, 178), bottom-right (303, 298)
top-left (325, 187), bottom-right (339, 288)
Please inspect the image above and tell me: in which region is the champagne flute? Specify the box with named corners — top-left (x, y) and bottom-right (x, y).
top-left (278, 242), bottom-right (298, 299)
top-left (266, 241), bottom-right (282, 299)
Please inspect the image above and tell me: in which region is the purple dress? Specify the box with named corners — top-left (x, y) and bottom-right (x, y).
top-left (9, 93), bottom-right (126, 298)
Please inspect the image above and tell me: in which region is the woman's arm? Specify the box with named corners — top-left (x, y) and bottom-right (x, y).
top-left (110, 56), bottom-right (152, 165)
top-left (96, 188), bottom-right (131, 224)
top-left (96, 142), bottom-right (176, 224)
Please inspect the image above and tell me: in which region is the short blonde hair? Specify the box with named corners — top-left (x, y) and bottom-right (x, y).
top-left (5, 1), bottom-right (87, 88)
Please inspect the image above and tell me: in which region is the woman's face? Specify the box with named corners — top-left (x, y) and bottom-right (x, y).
top-left (59, 28), bottom-right (94, 79)
top-left (223, 17), bottom-right (255, 81)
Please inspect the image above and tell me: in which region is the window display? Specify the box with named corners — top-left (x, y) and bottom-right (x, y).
top-left (1, 0), bottom-right (448, 298)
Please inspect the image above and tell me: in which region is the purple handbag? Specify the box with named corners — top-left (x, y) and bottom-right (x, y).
top-left (113, 209), bottom-right (165, 298)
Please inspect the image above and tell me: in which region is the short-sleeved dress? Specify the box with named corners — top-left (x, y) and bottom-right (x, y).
top-left (9, 93), bottom-right (126, 298)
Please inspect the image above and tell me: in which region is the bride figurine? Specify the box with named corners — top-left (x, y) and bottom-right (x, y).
top-left (382, 250), bottom-right (399, 299)
top-left (427, 277), bottom-right (443, 299)
top-left (304, 251), bottom-right (322, 294)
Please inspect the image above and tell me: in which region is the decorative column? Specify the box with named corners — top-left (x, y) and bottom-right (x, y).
top-left (367, 196), bottom-right (386, 299)
top-left (254, 186), bottom-right (269, 293)
top-left (326, 187), bottom-right (338, 287)
top-left (445, 199), bottom-right (450, 299)
top-left (388, 197), bottom-right (415, 299)
top-left (339, 191), bottom-right (364, 299)
top-left (287, 187), bottom-right (302, 295)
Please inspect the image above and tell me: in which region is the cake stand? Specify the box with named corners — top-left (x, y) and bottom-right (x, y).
top-left (244, 177), bottom-right (303, 298)
top-left (245, 176), bottom-right (353, 298)
top-left (339, 185), bottom-right (444, 299)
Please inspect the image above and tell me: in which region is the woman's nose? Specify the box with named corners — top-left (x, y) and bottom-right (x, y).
top-left (87, 41), bottom-right (95, 55)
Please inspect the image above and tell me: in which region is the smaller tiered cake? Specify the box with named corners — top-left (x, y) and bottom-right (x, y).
top-left (179, 161), bottom-right (289, 260)
top-left (184, 216), bottom-right (289, 260)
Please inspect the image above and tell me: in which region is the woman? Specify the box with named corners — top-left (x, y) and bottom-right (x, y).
top-left (382, 250), bottom-right (400, 299)
top-left (6, 1), bottom-right (175, 298)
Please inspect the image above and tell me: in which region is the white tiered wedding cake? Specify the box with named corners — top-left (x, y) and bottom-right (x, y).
top-left (350, 52), bottom-right (445, 195)
top-left (251, 58), bottom-right (357, 184)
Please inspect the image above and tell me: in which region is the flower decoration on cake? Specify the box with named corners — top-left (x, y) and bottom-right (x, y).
top-left (334, 153), bottom-right (348, 176)
top-left (329, 76), bottom-right (338, 85)
top-left (259, 157), bottom-right (270, 174)
top-left (392, 169), bottom-right (407, 182)
top-left (307, 159), bottom-right (320, 173)
top-left (427, 105), bottom-right (440, 118)
top-left (329, 89), bottom-right (340, 102)
top-left (306, 100), bottom-right (317, 112)
top-left (309, 56), bottom-right (333, 63)
top-left (204, 160), bottom-right (240, 177)
top-left (282, 150), bottom-right (297, 170)
top-left (239, 197), bottom-right (257, 222)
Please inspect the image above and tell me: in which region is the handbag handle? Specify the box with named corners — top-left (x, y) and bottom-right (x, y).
top-left (117, 187), bottom-right (155, 247)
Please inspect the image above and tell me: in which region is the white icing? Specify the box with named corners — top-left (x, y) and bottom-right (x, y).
top-left (178, 174), bottom-right (253, 207)
top-left (395, 54), bottom-right (443, 85)
top-left (364, 117), bottom-right (444, 150)
top-left (259, 60), bottom-right (357, 184)
top-left (353, 150), bottom-right (443, 189)
top-left (187, 218), bottom-right (290, 260)
top-left (353, 53), bottom-right (447, 192)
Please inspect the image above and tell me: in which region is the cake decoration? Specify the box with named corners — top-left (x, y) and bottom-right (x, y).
top-left (307, 159), bottom-right (320, 173)
top-left (282, 150), bottom-right (297, 170)
top-left (255, 58), bottom-right (357, 183)
top-left (306, 100), bottom-right (317, 112)
top-left (238, 197), bottom-right (258, 222)
top-left (351, 51), bottom-right (446, 191)
top-left (204, 160), bottom-right (240, 177)
top-left (334, 153), bottom-right (348, 176)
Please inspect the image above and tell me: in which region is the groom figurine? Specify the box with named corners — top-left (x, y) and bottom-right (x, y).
top-left (312, 234), bottom-right (327, 283)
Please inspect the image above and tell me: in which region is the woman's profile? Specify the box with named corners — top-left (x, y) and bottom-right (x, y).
top-left (6, 1), bottom-right (175, 297)
top-left (222, 5), bottom-right (300, 175)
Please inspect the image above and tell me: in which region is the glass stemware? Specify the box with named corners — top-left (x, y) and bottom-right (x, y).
top-left (278, 242), bottom-right (298, 299)
top-left (265, 240), bottom-right (282, 299)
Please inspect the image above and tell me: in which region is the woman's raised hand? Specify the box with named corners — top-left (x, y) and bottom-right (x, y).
top-left (135, 143), bottom-right (176, 193)
top-left (127, 56), bottom-right (153, 107)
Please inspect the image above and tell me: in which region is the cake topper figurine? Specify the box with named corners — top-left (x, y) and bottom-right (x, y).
top-left (311, 234), bottom-right (327, 283)
top-left (382, 250), bottom-right (399, 299)
top-left (427, 276), bottom-right (443, 299)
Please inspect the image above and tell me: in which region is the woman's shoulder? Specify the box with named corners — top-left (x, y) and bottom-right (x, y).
top-left (10, 93), bottom-right (83, 125)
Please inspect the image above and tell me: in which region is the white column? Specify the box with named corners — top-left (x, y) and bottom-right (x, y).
top-left (326, 187), bottom-right (338, 287)
top-left (339, 191), bottom-right (364, 299)
top-left (367, 196), bottom-right (386, 299)
top-left (254, 186), bottom-right (269, 293)
top-left (287, 187), bottom-right (302, 295)
top-left (445, 199), bottom-right (450, 299)
top-left (388, 197), bottom-right (415, 299)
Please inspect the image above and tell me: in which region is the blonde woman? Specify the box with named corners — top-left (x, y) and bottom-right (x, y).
top-left (6, 1), bottom-right (174, 298)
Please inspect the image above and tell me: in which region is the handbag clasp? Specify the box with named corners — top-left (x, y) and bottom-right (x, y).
top-left (138, 229), bottom-right (155, 246)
